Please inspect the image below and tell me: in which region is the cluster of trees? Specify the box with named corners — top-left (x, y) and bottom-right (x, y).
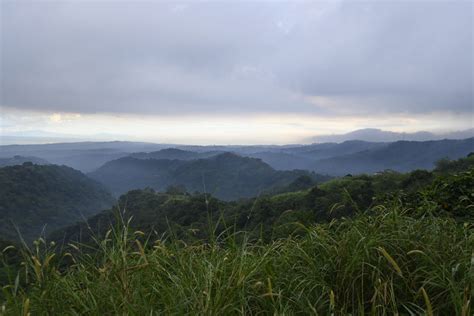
top-left (1, 155), bottom-right (472, 313)
top-left (52, 154), bottom-right (474, 245)
top-left (89, 152), bottom-right (330, 200)
top-left (0, 163), bottom-right (115, 242)
top-left (2, 154), bottom-right (471, 247)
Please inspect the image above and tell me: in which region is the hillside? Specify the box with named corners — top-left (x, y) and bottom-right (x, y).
top-left (53, 154), bottom-right (474, 245)
top-left (246, 151), bottom-right (315, 170)
top-left (0, 163), bottom-right (115, 242)
top-left (89, 153), bottom-right (328, 200)
top-left (307, 128), bottom-right (474, 143)
top-left (230, 139), bottom-right (473, 175)
top-left (297, 140), bottom-right (386, 159)
top-left (3, 156), bottom-right (472, 315)
top-left (2, 138), bottom-right (472, 175)
top-left (312, 138), bottom-right (474, 175)
top-left (0, 141), bottom-right (170, 172)
top-left (129, 143), bottom-right (385, 171)
top-left (0, 155), bottom-right (49, 167)
top-left (129, 148), bottom-right (223, 160)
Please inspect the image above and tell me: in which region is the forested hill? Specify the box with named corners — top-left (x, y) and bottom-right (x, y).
top-left (0, 163), bottom-right (115, 242)
top-left (89, 152), bottom-right (330, 200)
top-left (129, 148), bottom-right (223, 160)
top-left (311, 137), bottom-right (474, 175)
top-left (1, 137), bottom-right (472, 175)
top-left (51, 154), bottom-right (474, 245)
top-left (0, 155), bottom-right (49, 167)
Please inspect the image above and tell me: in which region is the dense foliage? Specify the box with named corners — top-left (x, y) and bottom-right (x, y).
top-left (54, 155), bottom-right (474, 245)
top-left (1, 198), bottom-right (472, 314)
top-left (89, 152), bottom-right (330, 200)
top-left (0, 155), bottom-right (472, 314)
top-left (0, 163), bottom-right (115, 242)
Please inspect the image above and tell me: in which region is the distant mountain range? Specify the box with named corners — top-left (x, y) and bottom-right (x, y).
top-left (3, 128), bottom-right (472, 146)
top-left (250, 140), bottom-right (386, 170)
top-left (88, 137), bottom-right (474, 198)
top-left (0, 141), bottom-right (170, 172)
top-left (0, 155), bottom-right (49, 167)
top-left (1, 136), bottom-right (473, 177)
top-left (49, 154), bottom-right (474, 247)
top-left (0, 137), bottom-right (472, 243)
top-left (308, 128), bottom-right (474, 143)
top-left (129, 148), bottom-right (224, 160)
top-left (0, 130), bottom-right (136, 145)
top-left (310, 138), bottom-right (474, 175)
top-left (89, 153), bottom-right (328, 200)
top-left (307, 128), bottom-right (474, 143)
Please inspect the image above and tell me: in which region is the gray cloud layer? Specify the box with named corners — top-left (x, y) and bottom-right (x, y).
top-left (1, 0), bottom-right (472, 116)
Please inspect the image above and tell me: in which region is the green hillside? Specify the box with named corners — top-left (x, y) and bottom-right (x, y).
top-left (1, 155), bottom-right (472, 314)
top-left (89, 152), bottom-right (330, 200)
top-left (54, 155), bottom-right (474, 245)
top-left (0, 163), bottom-right (115, 242)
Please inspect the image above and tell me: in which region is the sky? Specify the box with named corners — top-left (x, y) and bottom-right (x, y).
top-left (1, 0), bottom-right (473, 144)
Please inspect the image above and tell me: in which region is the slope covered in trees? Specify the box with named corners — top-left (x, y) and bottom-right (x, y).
top-left (0, 163), bottom-right (115, 242)
top-left (89, 153), bottom-right (329, 200)
top-left (129, 148), bottom-right (223, 160)
top-left (3, 155), bottom-right (471, 315)
top-left (1, 138), bottom-right (472, 175)
top-left (0, 155), bottom-right (49, 167)
top-left (310, 138), bottom-right (474, 175)
top-left (53, 155), bottom-right (474, 245)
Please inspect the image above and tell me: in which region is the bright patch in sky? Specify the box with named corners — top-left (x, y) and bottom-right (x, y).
top-left (2, 108), bottom-right (472, 145)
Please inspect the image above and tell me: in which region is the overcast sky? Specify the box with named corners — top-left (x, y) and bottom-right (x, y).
top-left (1, 0), bottom-right (473, 144)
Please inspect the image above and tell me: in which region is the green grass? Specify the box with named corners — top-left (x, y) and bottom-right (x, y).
top-left (1, 206), bottom-right (472, 315)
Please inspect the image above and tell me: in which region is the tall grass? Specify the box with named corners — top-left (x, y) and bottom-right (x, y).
top-left (1, 207), bottom-right (472, 315)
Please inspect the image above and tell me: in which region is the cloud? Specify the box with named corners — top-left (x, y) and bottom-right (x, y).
top-left (1, 0), bottom-right (472, 117)
top-left (49, 113), bottom-right (63, 123)
top-left (48, 112), bottom-right (81, 123)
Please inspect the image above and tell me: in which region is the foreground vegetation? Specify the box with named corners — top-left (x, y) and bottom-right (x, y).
top-left (0, 155), bottom-right (473, 314)
top-left (50, 155), bottom-right (474, 245)
top-left (1, 207), bottom-right (472, 315)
